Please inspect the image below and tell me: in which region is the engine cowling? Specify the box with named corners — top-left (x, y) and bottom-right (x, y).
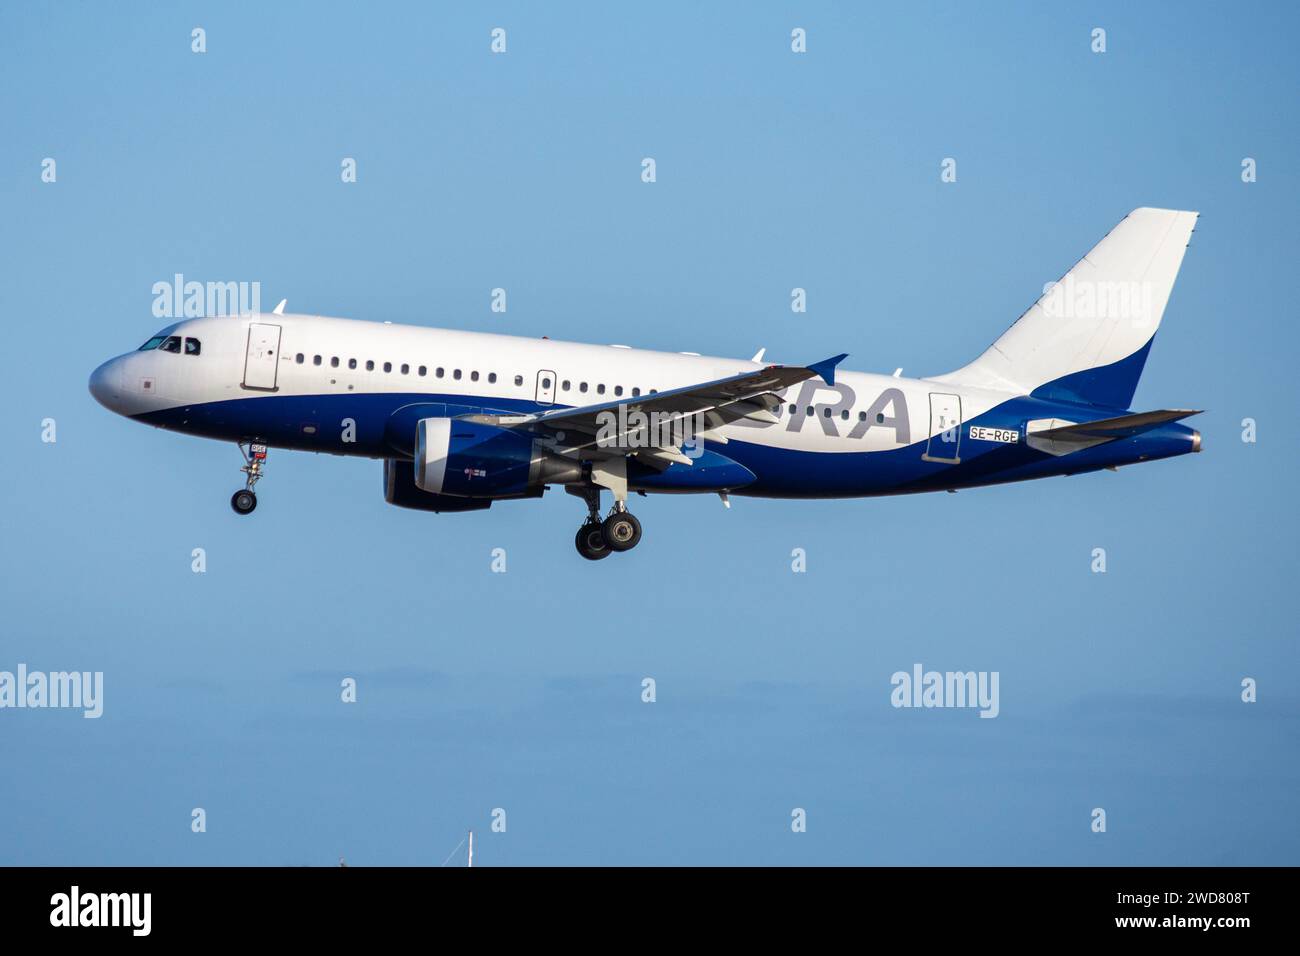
top-left (415, 418), bottom-right (581, 498)
top-left (383, 458), bottom-right (492, 512)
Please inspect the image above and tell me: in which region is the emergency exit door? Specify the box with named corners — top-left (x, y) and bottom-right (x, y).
top-left (922, 392), bottom-right (962, 464)
top-left (242, 323), bottom-right (282, 391)
top-left (535, 369), bottom-right (556, 405)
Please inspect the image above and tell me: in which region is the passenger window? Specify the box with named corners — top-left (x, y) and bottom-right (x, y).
top-left (632, 388), bottom-right (641, 397)
top-left (614, 386), bottom-right (623, 396)
top-left (160, 336), bottom-right (182, 353)
top-left (418, 366), bottom-right (427, 376)
top-left (858, 411), bottom-right (866, 421)
top-left (331, 357), bottom-right (339, 368)
top-left (313, 355), bottom-right (322, 366)
top-left (454, 369), bottom-right (462, 380)
top-left (488, 372), bottom-right (497, 384)
top-left (562, 380), bottom-right (571, 391)
top-left (790, 405), bottom-right (798, 415)
top-left (579, 383), bottom-right (588, 393)
top-left (840, 410), bottom-right (849, 420)
top-left (184, 338), bottom-right (202, 355)
top-left (514, 375), bottom-right (523, 386)
top-left (383, 362), bottom-right (392, 373)
top-left (366, 360), bottom-right (375, 371)
top-left (348, 359), bottom-right (357, 370)
top-left (295, 353), bottom-right (304, 364)
top-left (138, 336), bottom-right (166, 351)
top-left (596, 384), bottom-right (605, 395)
top-left (401, 364), bottom-right (409, 374)
top-left (436, 368), bottom-right (444, 378)
top-left (471, 371), bottom-right (479, 382)
top-left (876, 413), bottom-right (885, 424)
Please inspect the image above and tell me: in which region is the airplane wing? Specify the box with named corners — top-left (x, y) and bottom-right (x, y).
top-left (460, 354), bottom-right (848, 464)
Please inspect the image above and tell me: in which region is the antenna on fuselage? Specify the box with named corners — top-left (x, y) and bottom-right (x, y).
top-left (273, 299), bottom-right (286, 315)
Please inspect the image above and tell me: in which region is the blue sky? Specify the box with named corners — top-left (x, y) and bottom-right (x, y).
top-left (1, 1), bottom-right (1296, 865)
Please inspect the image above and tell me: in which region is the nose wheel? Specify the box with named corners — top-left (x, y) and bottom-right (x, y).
top-left (231, 441), bottom-right (268, 516)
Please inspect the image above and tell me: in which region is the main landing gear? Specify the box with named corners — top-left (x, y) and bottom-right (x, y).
top-left (575, 521), bottom-right (610, 561)
top-left (569, 485), bottom-right (642, 560)
top-left (602, 510), bottom-right (642, 551)
top-left (231, 441), bottom-right (268, 516)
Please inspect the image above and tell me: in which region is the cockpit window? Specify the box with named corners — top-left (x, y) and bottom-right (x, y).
top-left (184, 337), bottom-right (201, 355)
top-left (160, 336), bottom-right (182, 353)
top-left (138, 336), bottom-right (166, 351)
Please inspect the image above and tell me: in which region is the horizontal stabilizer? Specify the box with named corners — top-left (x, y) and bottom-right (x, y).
top-left (1025, 408), bottom-right (1201, 456)
top-left (1033, 409), bottom-right (1201, 442)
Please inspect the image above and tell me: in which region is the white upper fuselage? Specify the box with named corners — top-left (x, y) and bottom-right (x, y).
top-left (90, 312), bottom-right (1014, 457)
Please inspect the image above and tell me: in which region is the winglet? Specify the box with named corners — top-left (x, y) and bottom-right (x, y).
top-left (273, 299), bottom-right (287, 315)
top-left (807, 353), bottom-right (848, 386)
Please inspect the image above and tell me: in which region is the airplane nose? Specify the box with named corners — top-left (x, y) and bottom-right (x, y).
top-left (88, 358), bottom-right (122, 411)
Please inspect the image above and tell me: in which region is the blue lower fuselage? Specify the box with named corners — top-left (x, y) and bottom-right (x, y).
top-left (134, 390), bottom-right (1200, 499)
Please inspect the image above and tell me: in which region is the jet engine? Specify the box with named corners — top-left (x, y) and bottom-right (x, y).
top-left (383, 458), bottom-right (493, 512)
top-left (414, 418), bottom-right (581, 498)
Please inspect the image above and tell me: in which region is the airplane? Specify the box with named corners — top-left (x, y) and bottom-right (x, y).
top-left (89, 207), bottom-right (1202, 560)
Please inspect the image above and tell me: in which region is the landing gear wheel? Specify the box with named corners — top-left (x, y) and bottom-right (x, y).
top-left (575, 522), bottom-right (611, 561)
top-left (601, 511), bottom-right (641, 552)
top-left (233, 442), bottom-right (268, 516)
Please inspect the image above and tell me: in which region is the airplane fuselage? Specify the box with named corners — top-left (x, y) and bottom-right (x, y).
top-left (89, 312), bottom-right (1200, 500)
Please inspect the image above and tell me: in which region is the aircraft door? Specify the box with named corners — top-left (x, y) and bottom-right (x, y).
top-left (243, 323), bottom-right (282, 391)
top-left (922, 393), bottom-right (962, 464)
top-left (535, 369), bottom-right (556, 405)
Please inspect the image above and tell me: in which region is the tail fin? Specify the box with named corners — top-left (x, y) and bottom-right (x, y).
top-left (937, 208), bottom-right (1199, 408)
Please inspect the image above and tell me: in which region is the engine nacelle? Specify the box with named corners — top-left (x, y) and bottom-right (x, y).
top-left (384, 458), bottom-right (493, 512)
top-left (415, 418), bottom-right (581, 498)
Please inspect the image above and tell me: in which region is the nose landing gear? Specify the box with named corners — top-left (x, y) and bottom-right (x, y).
top-left (231, 442), bottom-right (268, 516)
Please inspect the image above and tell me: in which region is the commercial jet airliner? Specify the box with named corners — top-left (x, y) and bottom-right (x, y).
top-left (90, 208), bottom-right (1201, 559)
